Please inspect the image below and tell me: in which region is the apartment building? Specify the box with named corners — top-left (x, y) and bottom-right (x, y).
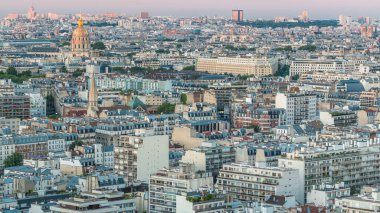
top-left (14, 134), bottom-right (49, 159)
top-left (176, 192), bottom-right (244, 213)
top-left (360, 91), bottom-right (378, 107)
top-left (335, 185), bottom-right (380, 212)
top-left (319, 110), bottom-right (357, 127)
top-left (275, 93), bottom-right (317, 125)
top-left (300, 72), bottom-right (356, 82)
top-left (60, 157), bottom-right (95, 176)
top-left (279, 140), bottom-right (380, 204)
top-left (307, 183), bottom-right (350, 209)
top-left (50, 194), bottom-right (120, 213)
top-left (78, 174), bottom-right (126, 192)
top-left (0, 93), bottom-right (30, 120)
top-left (290, 59), bottom-right (355, 76)
top-left (137, 94), bottom-right (163, 106)
top-left (145, 114), bottom-right (182, 137)
top-left (114, 129), bottom-right (169, 185)
top-left (25, 93), bottom-right (46, 117)
top-left (206, 84), bottom-right (247, 111)
top-left (149, 164), bottom-right (213, 213)
top-left (0, 117), bottom-right (20, 135)
top-left (196, 57), bottom-right (278, 76)
top-left (216, 163), bottom-right (302, 203)
top-left (181, 141), bottom-right (235, 180)
top-left (0, 137), bottom-right (15, 168)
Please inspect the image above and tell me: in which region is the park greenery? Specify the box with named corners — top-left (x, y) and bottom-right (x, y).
top-left (275, 45), bottom-right (293, 52)
top-left (0, 67), bottom-right (45, 84)
top-left (225, 45), bottom-right (255, 51)
top-left (298, 44), bottom-right (317, 52)
top-left (182, 65), bottom-right (195, 71)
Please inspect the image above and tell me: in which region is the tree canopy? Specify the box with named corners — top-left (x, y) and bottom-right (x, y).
top-left (73, 69), bottom-right (85, 78)
top-left (6, 67), bottom-right (17, 75)
top-left (4, 153), bottom-right (23, 168)
top-left (180, 94), bottom-right (187, 105)
top-left (0, 68), bottom-right (45, 84)
top-left (275, 64), bottom-right (290, 77)
top-left (298, 44), bottom-right (317, 52)
top-left (91, 41), bottom-right (106, 50)
top-left (291, 74), bottom-right (300, 81)
top-left (157, 102), bottom-right (176, 114)
top-left (69, 140), bottom-right (84, 151)
top-left (183, 65), bottom-right (195, 71)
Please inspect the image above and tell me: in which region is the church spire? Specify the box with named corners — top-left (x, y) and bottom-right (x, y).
top-left (87, 68), bottom-right (99, 118)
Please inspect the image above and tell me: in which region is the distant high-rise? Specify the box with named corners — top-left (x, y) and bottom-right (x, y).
top-left (361, 26), bottom-right (375, 38)
top-left (232, 10), bottom-right (244, 22)
top-left (339, 15), bottom-right (347, 26)
top-left (6, 13), bottom-right (19, 20)
top-left (27, 6), bottom-right (37, 19)
top-left (140, 12), bottom-right (149, 19)
top-left (365, 16), bottom-right (372, 25)
top-left (299, 10), bottom-right (309, 22)
top-left (339, 15), bottom-right (352, 26)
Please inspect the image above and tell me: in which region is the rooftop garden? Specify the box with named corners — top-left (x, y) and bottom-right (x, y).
top-left (186, 193), bottom-right (215, 203)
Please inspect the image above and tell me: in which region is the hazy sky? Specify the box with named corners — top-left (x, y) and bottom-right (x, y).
top-left (1, 0), bottom-right (379, 19)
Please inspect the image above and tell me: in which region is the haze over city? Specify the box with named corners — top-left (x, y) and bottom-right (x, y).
top-left (1, 0), bottom-right (380, 212)
top-left (1, 0), bottom-right (380, 18)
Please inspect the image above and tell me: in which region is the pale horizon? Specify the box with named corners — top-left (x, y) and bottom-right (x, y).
top-left (1, 0), bottom-right (380, 19)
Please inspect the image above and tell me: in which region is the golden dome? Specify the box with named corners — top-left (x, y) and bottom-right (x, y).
top-left (72, 17), bottom-right (89, 37)
top-left (71, 16), bottom-right (90, 53)
top-left (73, 26), bottom-right (89, 37)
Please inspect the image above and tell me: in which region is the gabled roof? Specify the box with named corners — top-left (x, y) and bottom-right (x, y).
top-left (127, 97), bottom-right (146, 109)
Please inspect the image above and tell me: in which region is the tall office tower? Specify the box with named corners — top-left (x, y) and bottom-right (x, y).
top-left (6, 13), bottom-right (19, 20)
top-left (339, 15), bottom-right (347, 26)
top-left (361, 26), bottom-right (368, 37)
top-left (300, 10), bottom-right (309, 22)
top-left (27, 6), bottom-right (37, 19)
top-left (365, 16), bottom-right (372, 25)
top-left (358, 16), bottom-right (365, 24)
top-left (367, 26), bottom-right (374, 38)
top-left (232, 10), bottom-right (244, 22)
top-left (140, 12), bottom-right (149, 19)
top-left (275, 93), bottom-right (317, 125)
top-left (346, 16), bottom-right (352, 26)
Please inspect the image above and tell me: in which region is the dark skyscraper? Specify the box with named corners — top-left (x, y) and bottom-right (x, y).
top-left (232, 10), bottom-right (243, 22)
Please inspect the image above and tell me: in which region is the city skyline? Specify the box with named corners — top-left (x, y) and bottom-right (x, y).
top-left (1, 0), bottom-right (380, 19)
